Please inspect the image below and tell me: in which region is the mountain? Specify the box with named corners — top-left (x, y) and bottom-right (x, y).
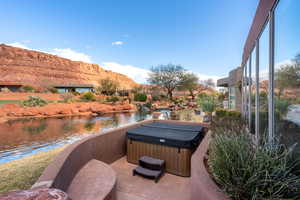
top-left (0, 44), bottom-right (137, 90)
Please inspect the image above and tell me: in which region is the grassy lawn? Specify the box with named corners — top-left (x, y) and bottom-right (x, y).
top-left (0, 147), bottom-right (64, 194)
top-left (0, 100), bottom-right (22, 106)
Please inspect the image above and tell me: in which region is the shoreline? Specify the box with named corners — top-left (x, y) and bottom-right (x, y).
top-left (0, 109), bottom-right (136, 124)
top-left (0, 101), bottom-right (136, 124)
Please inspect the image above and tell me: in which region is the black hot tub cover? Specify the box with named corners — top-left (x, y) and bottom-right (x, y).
top-left (126, 122), bottom-right (204, 148)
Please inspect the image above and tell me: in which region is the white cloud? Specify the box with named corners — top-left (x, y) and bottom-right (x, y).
top-left (112, 41), bottom-right (123, 46)
top-left (101, 62), bottom-right (222, 85)
top-left (7, 42), bottom-right (30, 50)
top-left (195, 73), bottom-right (221, 84)
top-left (101, 62), bottom-right (150, 83)
top-left (51, 48), bottom-right (92, 63)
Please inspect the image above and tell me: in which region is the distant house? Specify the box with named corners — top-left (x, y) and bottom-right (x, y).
top-left (217, 67), bottom-right (243, 111)
top-left (0, 82), bottom-right (23, 92)
top-left (53, 84), bottom-right (95, 93)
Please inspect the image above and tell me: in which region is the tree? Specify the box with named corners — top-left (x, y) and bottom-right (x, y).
top-left (148, 64), bottom-right (185, 100)
top-left (275, 63), bottom-right (300, 98)
top-left (178, 72), bottom-right (199, 99)
top-left (97, 78), bottom-right (119, 95)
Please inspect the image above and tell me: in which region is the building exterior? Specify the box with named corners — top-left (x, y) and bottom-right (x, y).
top-left (240, 0), bottom-right (300, 146)
top-left (53, 84), bottom-right (95, 93)
top-left (217, 67), bottom-right (243, 111)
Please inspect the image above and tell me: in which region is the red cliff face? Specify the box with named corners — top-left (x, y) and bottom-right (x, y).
top-left (0, 44), bottom-right (137, 89)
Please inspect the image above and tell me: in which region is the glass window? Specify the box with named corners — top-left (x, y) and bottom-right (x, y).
top-left (258, 22), bottom-right (269, 138)
top-left (275, 1), bottom-right (300, 152)
top-left (229, 87), bottom-right (236, 109)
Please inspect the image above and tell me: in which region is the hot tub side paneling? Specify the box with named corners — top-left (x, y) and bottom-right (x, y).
top-left (127, 139), bottom-right (192, 177)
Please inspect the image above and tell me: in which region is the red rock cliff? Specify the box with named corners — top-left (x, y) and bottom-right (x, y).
top-left (0, 44), bottom-right (137, 89)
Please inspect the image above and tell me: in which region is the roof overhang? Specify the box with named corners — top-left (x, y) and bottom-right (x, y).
top-left (242, 0), bottom-right (278, 67)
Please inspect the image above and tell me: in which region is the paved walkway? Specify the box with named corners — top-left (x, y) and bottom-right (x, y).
top-left (111, 157), bottom-right (191, 200)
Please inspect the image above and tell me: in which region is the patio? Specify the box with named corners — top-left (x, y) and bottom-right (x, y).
top-left (111, 157), bottom-right (191, 200)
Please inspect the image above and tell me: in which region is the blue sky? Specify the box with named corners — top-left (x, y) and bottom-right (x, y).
top-left (1, 0), bottom-right (262, 83)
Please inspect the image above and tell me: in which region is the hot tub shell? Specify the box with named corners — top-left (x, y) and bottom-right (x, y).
top-left (126, 121), bottom-right (204, 177)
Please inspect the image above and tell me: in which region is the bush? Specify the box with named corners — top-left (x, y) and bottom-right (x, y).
top-left (209, 129), bottom-right (300, 199)
top-left (197, 95), bottom-right (215, 113)
top-left (151, 95), bottom-right (160, 101)
top-left (215, 108), bottom-right (227, 118)
top-left (211, 115), bottom-right (246, 137)
top-left (48, 87), bottom-right (58, 94)
top-left (20, 85), bottom-right (34, 92)
top-left (22, 96), bottom-right (48, 107)
top-left (106, 95), bottom-right (119, 103)
top-left (80, 92), bottom-right (96, 102)
top-left (60, 93), bottom-right (74, 103)
top-left (134, 93), bottom-right (147, 102)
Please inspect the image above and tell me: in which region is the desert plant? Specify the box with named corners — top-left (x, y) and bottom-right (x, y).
top-left (215, 108), bottom-right (227, 118)
top-left (97, 78), bottom-right (119, 95)
top-left (134, 93), bottom-right (147, 102)
top-left (22, 96), bottom-right (48, 107)
top-left (60, 93), bottom-right (74, 103)
top-left (211, 115), bottom-right (247, 137)
top-left (275, 97), bottom-right (290, 119)
top-left (209, 131), bottom-right (300, 200)
top-left (197, 95), bottom-right (215, 114)
top-left (151, 95), bottom-right (160, 101)
top-left (106, 95), bottom-right (119, 103)
top-left (80, 92), bottom-right (96, 102)
top-left (48, 87), bottom-right (58, 94)
top-left (21, 85), bottom-right (35, 92)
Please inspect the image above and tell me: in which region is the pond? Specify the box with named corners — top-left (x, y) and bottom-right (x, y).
top-left (0, 111), bottom-right (165, 164)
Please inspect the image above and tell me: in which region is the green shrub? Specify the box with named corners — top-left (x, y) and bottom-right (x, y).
top-left (48, 87), bottom-right (58, 94)
top-left (106, 95), bottom-right (119, 103)
top-left (151, 95), bottom-right (160, 101)
top-left (22, 96), bottom-right (48, 107)
top-left (226, 110), bottom-right (241, 118)
top-left (211, 115), bottom-right (246, 137)
top-left (21, 85), bottom-right (34, 92)
top-left (215, 108), bottom-right (227, 117)
top-left (197, 95), bottom-right (215, 113)
top-left (275, 98), bottom-right (290, 118)
top-left (80, 92), bottom-right (96, 102)
top-left (134, 93), bottom-right (147, 102)
top-left (209, 130), bottom-right (300, 199)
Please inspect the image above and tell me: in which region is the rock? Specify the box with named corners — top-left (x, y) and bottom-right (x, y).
top-left (0, 187), bottom-right (70, 200)
top-left (0, 44), bottom-right (137, 90)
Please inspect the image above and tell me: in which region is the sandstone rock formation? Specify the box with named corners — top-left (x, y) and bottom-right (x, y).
top-left (0, 188), bottom-right (70, 200)
top-left (0, 44), bottom-right (137, 90)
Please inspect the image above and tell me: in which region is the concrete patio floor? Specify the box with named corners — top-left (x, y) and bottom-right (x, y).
top-left (111, 157), bottom-right (191, 200)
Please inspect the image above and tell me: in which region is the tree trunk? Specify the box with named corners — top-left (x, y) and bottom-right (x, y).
top-left (189, 90), bottom-right (195, 100)
top-left (167, 89), bottom-right (173, 100)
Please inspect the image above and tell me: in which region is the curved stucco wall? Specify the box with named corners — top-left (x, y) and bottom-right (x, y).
top-left (191, 131), bottom-right (230, 200)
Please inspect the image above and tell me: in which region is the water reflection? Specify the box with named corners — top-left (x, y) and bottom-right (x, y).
top-left (0, 112), bottom-right (153, 164)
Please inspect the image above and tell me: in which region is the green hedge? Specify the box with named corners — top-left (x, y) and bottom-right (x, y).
top-left (134, 93), bottom-right (147, 102)
top-left (80, 92), bottom-right (96, 101)
top-left (215, 108), bottom-right (241, 118)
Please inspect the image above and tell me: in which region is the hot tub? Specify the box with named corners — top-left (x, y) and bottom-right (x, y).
top-left (126, 121), bottom-right (204, 177)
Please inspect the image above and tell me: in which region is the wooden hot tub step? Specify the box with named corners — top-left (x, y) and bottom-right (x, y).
top-left (139, 156), bottom-right (165, 171)
top-left (133, 166), bottom-right (164, 183)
